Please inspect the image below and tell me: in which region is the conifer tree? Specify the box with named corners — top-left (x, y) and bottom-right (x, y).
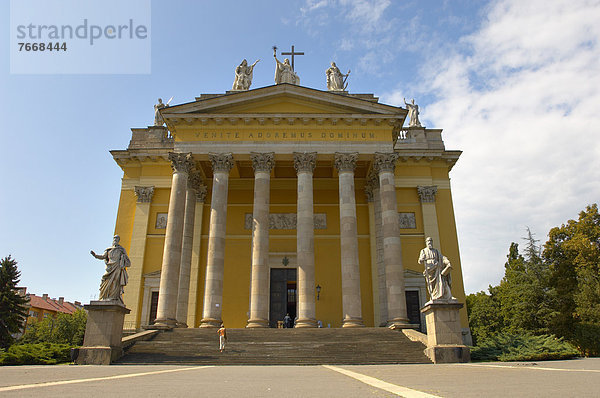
top-left (0, 256), bottom-right (29, 349)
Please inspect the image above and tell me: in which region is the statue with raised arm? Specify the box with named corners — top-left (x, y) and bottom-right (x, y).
top-left (419, 237), bottom-right (455, 302)
top-left (232, 59), bottom-right (260, 91)
top-left (404, 98), bottom-right (422, 127)
top-left (274, 54), bottom-right (300, 85)
top-left (326, 62), bottom-right (350, 91)
top-left (90, 235), bottom-right (131, 305)
top-left (154, 98), bottom-right (169, 126)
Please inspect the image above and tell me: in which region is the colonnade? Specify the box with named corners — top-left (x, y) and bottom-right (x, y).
top-left (151, 151), bottom-right (412, 328)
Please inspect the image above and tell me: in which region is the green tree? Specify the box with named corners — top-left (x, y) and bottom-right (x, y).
top-left (21, 309), bottom-right (87, 346)
top-left (466, 286), bottom-right (503, 345)
top-left (544, 204), bottom-right (600, 355)
top-left (0, 256), bottom-right (29, 349)
top-left (496, 231), bottom-right (553, 336)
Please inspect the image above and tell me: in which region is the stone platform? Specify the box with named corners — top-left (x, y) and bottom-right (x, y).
top-left (117, 327), bottom-right (432, 365)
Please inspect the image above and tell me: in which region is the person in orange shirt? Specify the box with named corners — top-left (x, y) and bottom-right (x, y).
top-left (217, 323), bottom-right (227, 352)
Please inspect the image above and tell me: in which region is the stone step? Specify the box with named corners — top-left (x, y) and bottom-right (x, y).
top-left (117, 327), bottom-right (431, 365)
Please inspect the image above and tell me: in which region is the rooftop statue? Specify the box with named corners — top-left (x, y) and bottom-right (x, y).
top-left (232, 59), bottom-right (260, 91)
top-left (404, 98), bottom-right (422, 127)
top-left (418, 237), bottom-right (456, 302)
top-left (326, 62), bottom-right (350, 91)
top-left (91, 235), bottom-right (131, 305)
top-left (273, 47), bottom-right (300, 85)
top-left (154, 97), bottom-right (172, 126)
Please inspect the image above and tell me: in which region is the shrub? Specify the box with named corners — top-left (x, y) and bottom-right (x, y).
top-left (0, 343), bottom-right (72, 365)
top-left (471, 333), bottom-right (579, 362)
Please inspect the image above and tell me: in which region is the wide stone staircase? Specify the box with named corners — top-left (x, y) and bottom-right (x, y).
top-left (117, 327), bottom-right (431, 365)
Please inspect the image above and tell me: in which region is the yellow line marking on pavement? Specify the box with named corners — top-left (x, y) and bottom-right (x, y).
top-left (323, 365), bottom-right (441, 398)
top-left (0, 366), bottom-right (213, 392)
top-left (460, 363), bottom-right (600, 373)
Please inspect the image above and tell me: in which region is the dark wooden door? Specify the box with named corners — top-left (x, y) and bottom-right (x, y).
top-left (405, 290), bottom-right (422, 331)
top-left (149, 291), bottom-right (159, 324)
top-left (269, 268), bottom-right (297, 328)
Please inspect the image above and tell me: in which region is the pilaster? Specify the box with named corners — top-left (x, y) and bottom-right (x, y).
top-left (123, 186), bottom-right (154, 331)
top-left (417, 186), bottom-right (441, 250)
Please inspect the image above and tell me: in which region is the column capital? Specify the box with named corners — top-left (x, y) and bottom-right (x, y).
top-left (134, 186), bottom-right (154, 203)
top-left (250, 152), bottom-right (275, 173)
top-left (168, 152), bottom-right (194, 174)
top-left (417, 185), bottom-right (438, 203)
top-left (334, 152), bottom-right (358, 172)
top-left (208, 153), bottom-right (234, 173)
top-left (293, 152), bottom-right (317, 173)
top-left (373, 152), bottom-right (399, 174)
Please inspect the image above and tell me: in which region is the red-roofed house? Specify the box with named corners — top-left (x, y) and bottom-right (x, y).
top-left (18, 287), bottom-right (83, 332)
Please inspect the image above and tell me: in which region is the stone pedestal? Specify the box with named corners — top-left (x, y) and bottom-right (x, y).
top-left (421, 301), bottom-right (470, 363)
top-left (76, 301), bottom-right (130, 365)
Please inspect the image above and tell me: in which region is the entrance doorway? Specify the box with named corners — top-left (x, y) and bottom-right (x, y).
top-left (269, 268), bottom-right (297, 328)
top-left (405, 290), bottom-right (422, 331)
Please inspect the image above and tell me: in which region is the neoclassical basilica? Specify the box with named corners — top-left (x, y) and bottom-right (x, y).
top-left (112, 61), bottom-right (469, 338)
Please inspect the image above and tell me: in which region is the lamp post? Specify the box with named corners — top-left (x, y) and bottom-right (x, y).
top-left (316, 284), bottom-right (322, 301)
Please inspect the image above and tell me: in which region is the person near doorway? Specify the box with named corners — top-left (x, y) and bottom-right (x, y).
top-left (217, 323), bottom-right (227, 352)
top-left (283, 313), bottom-right (293, 328)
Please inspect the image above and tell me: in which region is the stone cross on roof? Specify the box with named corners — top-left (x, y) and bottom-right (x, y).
top-left (280, 45), bottom-right (304, 71)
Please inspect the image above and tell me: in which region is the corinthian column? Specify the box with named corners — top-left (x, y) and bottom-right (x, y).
top-left (294, 152), bottom-right (318, 328)
top-left (247, 152), bottom-right (275, 328)
top-left (186, 185), bottom-right (207, 328)
top-left (176, 172), bottom-right (205, 327)
top-left (335, 152), bottom-right (364, 327)
top-left (154, 152), bottom-right (193, 328)
top-left (200, 153), bottom-right (234, 328)
top-left (374, 152), bottom-right (410, 328)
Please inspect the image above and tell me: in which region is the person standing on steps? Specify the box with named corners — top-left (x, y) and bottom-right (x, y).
top-left (217, 323), bottom-right (227, 352)
top-left (283, 313), bottom-right (292, 328)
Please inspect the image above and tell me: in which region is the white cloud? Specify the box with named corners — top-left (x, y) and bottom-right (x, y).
top-left (407, 0), bottom-right (600, 293)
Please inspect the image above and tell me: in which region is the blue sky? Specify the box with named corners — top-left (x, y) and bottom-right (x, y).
top-left (1, 0), bottom-right (599, 304)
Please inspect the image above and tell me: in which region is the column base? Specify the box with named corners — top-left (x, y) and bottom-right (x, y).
top-left (246, 318), bottom-right (269, 328)
top-left (386, 317), bottom-right (413, 329)
top-left (295, 318), bottom-right (318, 328)
top-left (149, 317), bottom-right (178, 329)
top-left (199, 317), bottom-right (222, 328)
top-left (342, 317), bottom-right (365, 327)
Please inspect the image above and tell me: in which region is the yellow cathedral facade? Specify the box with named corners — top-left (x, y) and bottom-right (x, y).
top-left (111, 83), bottom-right (469, 340)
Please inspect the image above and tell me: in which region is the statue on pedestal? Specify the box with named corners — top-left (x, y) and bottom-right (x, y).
top-left (419, 237), bottom-right (455, 302)
top-left (326, 62), bottom-right (350, 91)
top-left (154, 98), bottom-right (170, 126)
top-left (274, 53), bottom-right (300, 85)
top-left (404, 98), bottom-right (422, 127)
top-left (91, 235), bottom-right (131, 305)
top-left (232, 59), bottom-right (260, 91)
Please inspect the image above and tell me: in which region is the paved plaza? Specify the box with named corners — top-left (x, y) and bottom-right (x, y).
top-left (1, 358), bottom-right (599, 397)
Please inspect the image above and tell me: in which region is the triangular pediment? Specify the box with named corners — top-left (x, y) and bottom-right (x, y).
top-left (162, 84), bottom-right (404, 117)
